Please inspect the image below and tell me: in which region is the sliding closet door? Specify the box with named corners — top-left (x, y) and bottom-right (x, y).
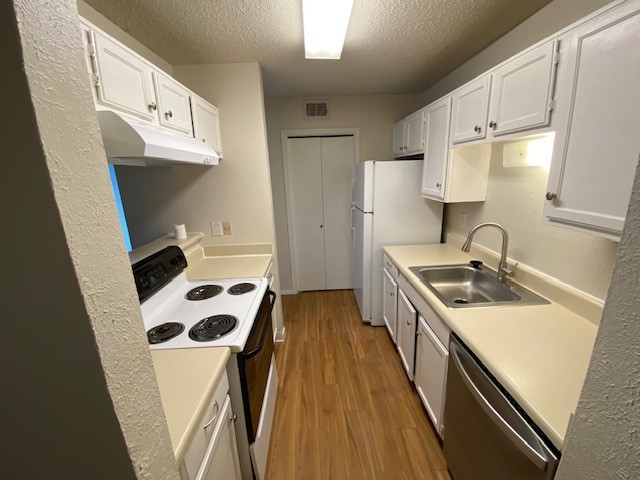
top-left (287, 137), bottom-right (327, 291)
top-left (321, 136), bottom-right (354, 290)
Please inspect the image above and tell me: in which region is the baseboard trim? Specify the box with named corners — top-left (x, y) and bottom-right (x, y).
top-left (280, 290), bottom-right (294, 295)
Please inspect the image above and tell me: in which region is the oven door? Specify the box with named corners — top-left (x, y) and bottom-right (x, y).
top-left (237, 290), bottom-right (276, 443)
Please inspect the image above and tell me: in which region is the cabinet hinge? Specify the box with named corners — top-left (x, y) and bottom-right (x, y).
top-left (548, 98), bottom-right (556, 112)
top-left (553, 51), bottom-right (560, 66)
top-left (94, 73), bottom-right (100, 88)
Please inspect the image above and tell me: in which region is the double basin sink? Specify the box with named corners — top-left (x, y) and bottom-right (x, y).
top-left (409, 263), bottom-right (549, 309)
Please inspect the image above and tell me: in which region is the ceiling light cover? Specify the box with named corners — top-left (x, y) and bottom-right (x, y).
top-left (302, 0), bottom-right (354, 59)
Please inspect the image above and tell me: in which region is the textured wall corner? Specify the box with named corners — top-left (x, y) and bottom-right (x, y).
top-left (8, 0), bottom-right (179, 478)
top-left (557, 158), bottom-right (640, 479)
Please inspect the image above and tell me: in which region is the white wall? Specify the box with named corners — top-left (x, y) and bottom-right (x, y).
top-left (418, 0), bottom-right (619, 301)
top-left (116, 62), bottom-right (284, 333)
top-left (444, 147), bottom-right (618, 300)
top-left (2, 1), bottom-right (179, 478)
top-left (557, 162), bottom-right (640, 478)
top-left (266, 94), bottom-right (423, 292)
top-left (421, 0), bottom-right (613, 104)
top-left (77, 0), bottom-right (174, 74)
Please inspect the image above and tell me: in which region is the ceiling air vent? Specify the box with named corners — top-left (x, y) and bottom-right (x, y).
top-left (304, 100), bottom-right (329, 119)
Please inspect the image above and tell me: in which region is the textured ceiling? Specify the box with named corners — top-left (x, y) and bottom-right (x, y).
top-left (83, 0), bottom-right (552, 97)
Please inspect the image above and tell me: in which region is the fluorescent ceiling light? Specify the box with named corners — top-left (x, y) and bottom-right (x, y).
top-left (302, 0), bottom-right (354, 59)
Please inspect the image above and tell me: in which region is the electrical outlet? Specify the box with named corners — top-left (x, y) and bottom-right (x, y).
top-left (211, 221), bottom-right (223, 236)
top-left (459, 212), bottom-right (467, 229)
top-left (222, 221), bottom-right (232, 235)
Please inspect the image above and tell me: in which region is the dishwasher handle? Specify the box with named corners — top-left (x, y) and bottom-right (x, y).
top-left (450, 343), bottom-right (549, 471)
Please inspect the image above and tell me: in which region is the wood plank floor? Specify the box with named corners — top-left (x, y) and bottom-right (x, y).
top-left (265, 290), bottom-right (452, 480)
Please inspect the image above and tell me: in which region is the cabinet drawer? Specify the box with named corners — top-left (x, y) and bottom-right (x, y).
top-left (398, 274), bottom-right (451, 349)
top-left (181, 373), bottom-right (230, 480)
top-left (382, 253), bottom-right (398, 280)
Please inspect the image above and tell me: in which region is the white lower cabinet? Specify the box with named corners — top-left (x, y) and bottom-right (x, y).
top-left (196, 395), bottom-right (241, 480)
top-left (397, 289), bottom-right (418, 380)
top-left (382, 267), bottom-right (398, 343)
top-left (414, 316), bottom-right (448, 437)
top-left (180, 374), bottom-right (241, 480)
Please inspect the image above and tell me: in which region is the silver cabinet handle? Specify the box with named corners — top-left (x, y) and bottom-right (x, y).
top-left (489, 121), bottom-right (497, 129)
top-left (386, 261), bottom-right (392, 267)
top-left (450, 345), bottom-right (548, 470)
top-left (267, 273), bottom-right (273, 280)
top-left (229, 414), bottom-right (237, 423)
top-left (546, 192), bottom-right (557, 201)
top-left (436, 183), bottom-right (441, 188)
top-left (203, 401), bottom-right (219, 430)
top-left (148, 102), bottom-right (157, 111)
top-left (474, 125), bottom-right (481, 133)
top-left (165, 110), bottom-right (173, 118)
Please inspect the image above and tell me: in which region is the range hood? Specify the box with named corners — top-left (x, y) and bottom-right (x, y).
top-left (97, 111), bottom-right (219, 166)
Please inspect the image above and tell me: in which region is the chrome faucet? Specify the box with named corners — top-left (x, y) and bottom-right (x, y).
top-left (462, 222), bottom-right (518, 283)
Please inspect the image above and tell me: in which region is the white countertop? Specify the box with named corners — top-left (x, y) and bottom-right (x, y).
top-left (383, 243), bottom-right (598, 450)
top-left (151, 347), bottom-right (230, 461)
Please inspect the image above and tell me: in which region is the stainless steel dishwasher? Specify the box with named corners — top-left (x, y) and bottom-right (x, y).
top-left (443, 336), bottom-right (559, 480)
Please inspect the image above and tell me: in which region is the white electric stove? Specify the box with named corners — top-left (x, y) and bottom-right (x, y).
top-left (140, 272), bottom-right (268, 352)
top-left (133, 245), bottom-right (278, 480)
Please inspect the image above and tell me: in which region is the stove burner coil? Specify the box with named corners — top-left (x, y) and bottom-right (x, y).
top-left (228, 283), bottom-right (257, 295)
top-left (185, 284), bottom-right (224, 301)
top-left (147, 322), bottom-right (185, 344)
top-left (188, 315), bottom-right (238, 341)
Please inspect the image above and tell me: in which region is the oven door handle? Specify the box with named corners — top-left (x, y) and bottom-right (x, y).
top-left (241, 290), bottom-right (276, 359)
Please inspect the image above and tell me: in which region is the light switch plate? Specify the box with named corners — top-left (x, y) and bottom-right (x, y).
top-left (211, 221), bottom-right (223, 236)
top-left (459, 212), bottom-right (467, 229)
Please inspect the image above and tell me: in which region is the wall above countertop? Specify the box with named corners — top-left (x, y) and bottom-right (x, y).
top-left (443, 146), bottom-right (618, 301)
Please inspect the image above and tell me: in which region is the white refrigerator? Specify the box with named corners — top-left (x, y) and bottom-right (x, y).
top-left (351, 160), bottom-right (443, 325)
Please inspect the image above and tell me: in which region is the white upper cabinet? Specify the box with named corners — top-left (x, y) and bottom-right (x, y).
top-left (392, 121), bottom-right (405, 156)
top-left (193, 95), bottom-right (223, 155)
top-left (543, 3), bottom-right (640, 241)
top-left (421, 97), bottom-right (452, 200)
top-left (450, 76), bottom-right (491, 144)
top-left (91, 31), bottom-right (158, 123)
top-left (404, 110), bottom-right (426, 155)
top-left (488, 40), bottom-right (559, 137)
top-left (392, 110), bottom-right (426, 157)
top-left (153, 72), bottom-right (195, 136)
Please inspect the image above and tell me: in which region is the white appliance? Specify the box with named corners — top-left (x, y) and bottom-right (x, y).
top-left (351, 160), bottom-right (443, 325)
top-left (98, 111), bottom-right (220, 166)
top-left (134, 246), bottom-right (277, 480)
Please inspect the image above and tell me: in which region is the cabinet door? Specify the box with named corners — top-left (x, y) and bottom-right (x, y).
top-left (397, 289), bottom-right (417, 380)
top-left (451, 76), bottom-right (491, 144)
top-left (193, 95), bottom-right (223, 155)
top-left (392, 120), bottom-right (406, 157)
top-left (544, 4), bottom-right (640, 240)
top-left (382, 268), bottom-right (398, 343)
top-left (421, 97), bottom-right (452, 200)
top-left (153, 71), bottom-right (195, 136)
top-left (92, 32), bottom-right (157, 123)
top-left (488, 40), bottom-right (558, 136)
top-left (404, 110), bottom-right (426, 155)
top-left (196, 396), bottom-right (241, 480)
top-left (414, 316), bottom-right (448, 437)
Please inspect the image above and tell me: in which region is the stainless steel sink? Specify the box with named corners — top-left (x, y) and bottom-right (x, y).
top-left (409, 264), bottom-right (549, 308)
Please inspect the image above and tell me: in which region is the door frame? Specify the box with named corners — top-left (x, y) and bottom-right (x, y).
top-left (281, 128), bottom-right (360, 294)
